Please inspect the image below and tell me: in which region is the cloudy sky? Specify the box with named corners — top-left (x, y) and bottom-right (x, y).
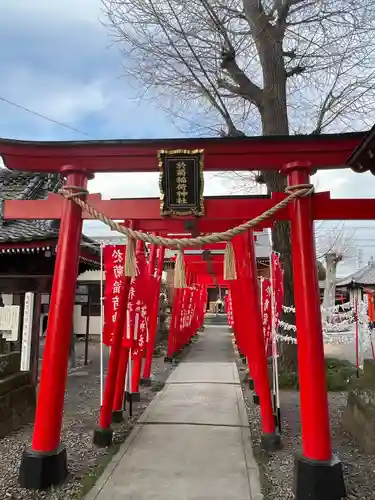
top-left (1, 0), bottom-right (375, 276)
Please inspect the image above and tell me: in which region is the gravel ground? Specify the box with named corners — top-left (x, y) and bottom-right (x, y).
top-left (237, 361), bottom-right (375, 500)
top-left (0, 338), bottom-right (179, 500)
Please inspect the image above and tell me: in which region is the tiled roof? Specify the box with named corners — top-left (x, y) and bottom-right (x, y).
top-left (337, 261), bottom-right (375, 287)
top-left (90, 235), bottom-right (128, 245)
top-left (0, 169), bottom-right (62, 243)
top-left (0, 168), bottom-right (98, 255)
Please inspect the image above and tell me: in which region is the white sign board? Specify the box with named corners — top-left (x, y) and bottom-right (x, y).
top-left (0, 305), bottom-right (20, 341)
top-left (20, 293), bottom-right (34, 372)
top-left (75, 294), bottom-right (89, 304)
top-left (41, 294), bottom-right (50, 305)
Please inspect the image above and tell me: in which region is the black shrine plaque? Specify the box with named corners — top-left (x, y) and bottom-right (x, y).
top-left (158, 149), bottom-right (204, 217)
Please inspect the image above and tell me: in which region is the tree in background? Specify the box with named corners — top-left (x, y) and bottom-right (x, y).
top-left (317, 259), bottom-right (326, 282)
top-left (102, 0), bottom-right (375, 370)
top-left (316, 223), bottom-right (357, 319)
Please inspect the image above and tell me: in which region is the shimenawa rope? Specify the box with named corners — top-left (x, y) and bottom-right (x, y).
top-left (60, 183), bottom-right (313, 287)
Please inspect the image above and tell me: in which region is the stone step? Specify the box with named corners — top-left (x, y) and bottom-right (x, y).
top-left (0, 384), bottom-right (35, 438)
top-left (204, 315), bottom-right (228, 325)
top-left (0, 371), bottom-right (31, 396)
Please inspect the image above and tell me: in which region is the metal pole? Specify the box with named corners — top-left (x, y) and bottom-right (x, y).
top-left (84, 287), bottom-right (91, 366)
top-left (270, 251), bottom-right (281, 432)
top-left (127, 350), bottom-right (133, 417)
top-left (355, 292), bottom-right (360, 378)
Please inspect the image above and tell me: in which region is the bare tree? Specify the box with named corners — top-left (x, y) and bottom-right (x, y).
top-left (102, 0), bottom-right (375, 370)
top-left (316, 222), bottom-right (357, 318)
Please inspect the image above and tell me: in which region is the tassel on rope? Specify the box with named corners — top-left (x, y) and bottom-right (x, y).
top-left (174, 247), bottom-right (186, 289)
top-left (223, 240), bottom-right (237, 280)
top-left (124, 237), bottom-right (137, 277)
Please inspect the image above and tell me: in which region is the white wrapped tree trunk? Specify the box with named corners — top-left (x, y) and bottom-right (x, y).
top-left (323, 253), bottom-right (342, 321)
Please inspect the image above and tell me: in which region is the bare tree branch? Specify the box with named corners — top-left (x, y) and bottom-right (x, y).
top-left (220, 51), bottom-right (264, 104)
top-left (101, 0), bottom-right (375, 365)
top-left (285, 65), bottom-right (305, 77)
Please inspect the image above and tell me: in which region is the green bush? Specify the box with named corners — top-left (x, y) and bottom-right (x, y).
top-left (273, 357), bottom-right (359, 391)
top-left (278, 370), bottom-right (299, 389)
top-left (325, 357), bottom-right (359, 391)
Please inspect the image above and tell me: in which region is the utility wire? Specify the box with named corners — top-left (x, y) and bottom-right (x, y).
top-left (0, 95), bottom-right (98, 139)
top-left (317, 226), bottom-right (375, 231)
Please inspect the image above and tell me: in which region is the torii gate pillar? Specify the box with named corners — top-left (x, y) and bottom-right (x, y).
top-left (286, 163), bottom-right (346, 500)
top-left (19, 166), bottom-right (91, 490)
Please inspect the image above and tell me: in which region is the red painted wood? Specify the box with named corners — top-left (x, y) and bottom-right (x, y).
top-left (128, 220), bottom-right (248, 233)
top-left (31, 168), bottom-right (89, 452)
top-left (287, 166), bottom-right (332, 461)
top-left (194, 275), bottom-right (227, 286)
top-left (112, 347), bottom-right (129, 413)
top-left (185, 262), bottom-right (223, 272)
top-left (99, 278), bottom-right (130, 429)
top-left (184, 254), bottom-right (224, 262)
top-left (143, 245), bottom-right (165, 381)
top-left (5, 191), bottom-right (375, 224)
top-left (0, 132), bottom-right (363, 173)
top-left (2, 193), bottom-right (288, 221)
top-left (163, 241), bottom-right (227, 249)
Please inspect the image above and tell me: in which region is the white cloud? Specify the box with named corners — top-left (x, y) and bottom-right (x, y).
top-left (0, 0), bottom-right (179, 141)
top-left (314, 169), bottom-right (375, 199)
top-left (1, 69), bottom-right (106, 125)
top-left (88, 171), bottom-right (235, 200)
top-left (1, 0), bottom-right (101, 23)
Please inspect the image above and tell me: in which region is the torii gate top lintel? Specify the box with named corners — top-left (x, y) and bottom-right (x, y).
top-left (0, 129), bottom-right (369, 174)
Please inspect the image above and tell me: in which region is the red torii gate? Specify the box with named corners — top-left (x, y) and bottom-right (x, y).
top-left (1, 129), bottom-right (374, 500)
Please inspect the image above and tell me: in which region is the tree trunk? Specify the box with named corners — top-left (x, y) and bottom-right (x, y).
top-left (257, 38), bottom-right (298, 367)
top-left (263, 170), bottom-right (298, 372)
top-left (322, 253), bottom-right (339, 321)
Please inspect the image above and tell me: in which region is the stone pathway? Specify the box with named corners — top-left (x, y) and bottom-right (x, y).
top-left (85, 326), bottom-right (263, 500)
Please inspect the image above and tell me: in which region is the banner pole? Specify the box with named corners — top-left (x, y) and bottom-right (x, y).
top-left (270, 251), bottom-right (281, 432)
top-left (128, 349), bottom-right (133, 417)
top-left (355, 293), bottom-right (360, 378)
top-left (100, 242), bottom-right (104, 406)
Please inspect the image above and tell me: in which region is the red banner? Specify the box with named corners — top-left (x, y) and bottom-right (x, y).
top-left (225, 291), bottom-right (234, 327)
top-left (271, 253), bottom-right (284, 330)
top-left (261, 253), bottom-right (284, 355)
top-left (261, 278), bottom-right (272, 350)
top-left (124, 251), bottom-right (158, 359)
top-left (103, 245), bottom-right (126, 346)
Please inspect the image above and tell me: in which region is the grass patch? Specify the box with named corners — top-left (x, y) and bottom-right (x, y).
top-left (276, 357), bottom-right (360, 391)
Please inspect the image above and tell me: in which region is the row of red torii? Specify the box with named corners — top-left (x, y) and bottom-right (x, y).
top-left (101, 239), bottom-right (211, 417)
top-left (1, 130), bottom-right (374, 500)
